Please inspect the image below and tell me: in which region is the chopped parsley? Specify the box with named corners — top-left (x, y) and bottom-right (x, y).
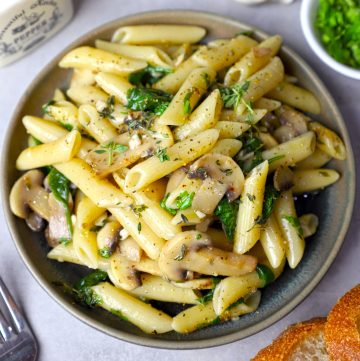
top-left (268, 154), bottom-right (285, 165)
top-left (126, 87), bottom-right (172, 115)
top-left (282, 215), bottom-right (304, 238)
top-left (236, 133), bottom-right (264, 173)
top-left (128, 65), bottom-right (173, 86)
top-left (98, 95), bottom-right (115, 119)
top-left (219, 81), bottom-right (250, 109)
top-left (94, 141), bottom-right (128, 166)
top-left (201, 72), bottom-right (210, 87)
top-left (196, 233), bottom-right (202, 240)
top-left (155, 147), bottom-right (170, 162)
top-left (183, 90), bottom-right (194, 114)
top-left (174, 244), bottom-right (188, 261)
top-left (214, 198), bottom-right (240, 241)
top-left (254, 184), bottom-right (280, 226)
top-left (197, 277), bottom-right (221, 304)
top-left (160, 193), bottom-right (177, 215)
top-left (99, 247), bottom-right (112, 259)
top-left (243, 100), bottom-right (255, 123)
top-left (175, 191), bottom-right (195, 210)
top-left (131, 204), bottom-right (148, 217)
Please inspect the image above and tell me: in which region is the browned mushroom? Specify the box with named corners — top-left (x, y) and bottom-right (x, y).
top-left (158, 231), bottom-right (257, 282)
top-left (273, 166), bottom-right (294, 192)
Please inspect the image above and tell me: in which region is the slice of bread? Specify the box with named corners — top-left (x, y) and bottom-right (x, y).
top-left (325, 284), bottom-right (360, 361)
top-left (251, 318), bottom-right (329, 361)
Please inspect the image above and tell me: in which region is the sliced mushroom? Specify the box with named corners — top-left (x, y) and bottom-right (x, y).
top-left (274, 105), bottom-right (309, 143)
top-left (10, 170), bottom-right (51, 221)
top-left (45, 193), bottom-right (72, 247)
top-left (97, 221), bottom-right (121, 258)
top-left (109, 251), bottom-right (141, 290)
top-left (119, 236), bottom-right (143, 263)
top-left (273, 166), bottom-right (294, 192)
top-left (158, 231), bottom-right (257, 282)
top-left (191, 154), bottom-right (244, 214)
top-left (26, 212), bottom-right (46, 232)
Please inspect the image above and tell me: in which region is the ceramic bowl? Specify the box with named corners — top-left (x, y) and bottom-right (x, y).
top-left (300, 0), bottom-right (360, 80)
top-left (1, 10), bottom-right (355, 349)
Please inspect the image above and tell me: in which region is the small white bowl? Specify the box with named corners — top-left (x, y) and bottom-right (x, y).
top-left (300, 0), bottom-right (360, 80)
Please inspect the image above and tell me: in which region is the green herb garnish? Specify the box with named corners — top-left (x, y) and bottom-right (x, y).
top-left (282, 215), bottom-right (304, 238)
top-left (98, 95), bottom-right (115, 119)
top-left (94, 141), bottom-right (128, 166)
top-left (219, 81), bottom-right (250, 109)
top-left (175, 191), bottom-right (195, 210)
top-left (155, 147), bottom-right (170, 162)
top-left (183, 90), bottom-right (194, 114)
top-left (247, 193), bottom-right (256, 202)
top-left (197, 277), bottom-right (221, 304)
top-left (254, 184), bottom-right (280, 226)
top-left (131, 204), bottom-right (148, 217)
top-left (214, 198), bottom-right (240, 241)
top-left (99, 247), bottom-right (112, 258)
top-left (268, 154), bottom-right (285, 164)
top-left (42, 99), bottom-right (56, 115)
top-left (128, 65), bottom-right (173, 86)
top-left (256, 264), bottom-right (275, 287)
top-left (160, 193), bottom-right (177, 215)
top-left (137, 222), bottom-right (142, 233)
top-left (201, 72), bottom-right (210, 87)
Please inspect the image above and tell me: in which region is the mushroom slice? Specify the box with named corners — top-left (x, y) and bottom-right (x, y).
top-left (97, 221), bottom-right (121, 258)
top-left (109, 251), bottom-right (141, 291)
top-left (26, 212), bottom-right (46, 232)
top-left (158, 231), bottom-right (257, 282)
top-left (119, 236), bottom-right (143, 263)
top-left (273, 166), bottom-right (294, 192)
top-left (191, 154), bottom-right (244, 214)
top-left (10, 170), bottom-right (50, 221)
top-left (46, 193), bottom-right (72, 246)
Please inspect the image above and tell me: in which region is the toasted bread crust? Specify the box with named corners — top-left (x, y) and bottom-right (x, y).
top-left (251, 318), bottom-right (327, 361)
top-left (325, 284), bottom-right (360, 361)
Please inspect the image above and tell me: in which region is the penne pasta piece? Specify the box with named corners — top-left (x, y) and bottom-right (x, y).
top-left (220, 108), bottom-right (267, 123)
top-left (215, 121), bottom-right (252, 139)
top-left (91, 282), bottom-right (172, 334)
top-left (267, 82), bottom-right (321, 114)
top-left (124, 129), bottom-right (219, 191)
top-left (95, 40), bottom-right (173, 68)
top-left (53, 88), bottom-right (66, 101)
top-left (130, 274), bottom-right (198, 304)
top-left (260, 214), bottom-right (286, 268)
top-left (174, 89), bottom-right (222, 140)
top-left (95, 72), bottom-right (132, 105)
top-left (223, 290), bottom-right (261, 320)
top-left (233, 160), bottom-right (269, 254)
top-left (224, 35), bottom-right (282, 85)
top-left (209, 139), bottom-right (243, 157)
top-left (236, 57), bottom-right (285, 114)
top-left (262, 131), bottom-right (316, 172)
top-left (69, 68), bottom-right (97, 88)
top-left (253, 97), bottom-right (281, 111)
top-left (78, 104), bottom-right (118, 143)
top-left (47, 243), bottom-right (84, 265)
top-left (292, 169), bottom-right (340, 193)
top-left (22, 116), bottom-right (96, 159)
top-left (16, 130), bottom-right (81, 170)
top-left (109, 252), bottom-right (140, 290)
top-left (274, 190), bottom-right (305, 269)
top-left (59, 46), bottom-right (147, 75)
top-left (212, 272), bottom-right (262, 315)
top-left (158, 67), bottom-right (216, 126)
top-left (308, 122), bottom-right (346, 160)
top-left (67, 85), bottom-right (108, 106)
top-left (295, 148), bottom-right (331, 169)
top-left (258, 132), bottom-right (279, 149)
top-left (299, 214), bottom-right (319, 238)
top-left (134, 256), bottom-right (162, 276)
top-left (112, 25), bottom-right (206, 44)
top-left (44, 100), bottom-right (80, 130)
top-left (171, 278), bottom-right (214, 290)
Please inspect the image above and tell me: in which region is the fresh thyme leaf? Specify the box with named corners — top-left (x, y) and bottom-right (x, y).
top-left (127, 87), bottom-right (172, 115)
top-left (282, 215), bottom-right (304, 238)
top-left (137, 222), bottom-right (142, 233)
top-left (180, 213), bottom-right (189, 224)
top-left (132, 204), bottom-right (148, 217)
top-left (48, 168), bottom-right (73, 238)
top-left (247, 193), bottom-right (256, 202)
top-left (221, 168), bottom-right (233, 176)
top-left (183, 90), bottom-right (194, 114)
top-left (42, 99), bottom-right (56, 115)
top-left (128, 65), bottom-right (173, 86)
top-left (243, 100), bottom-right (254, 123)
top-left (174, 244), bottom-right (188, 261)
top-left (98, 95), bottom-right (115, 119)
top-left (201, 72), bottom-right (210, 87)
top-left (219, 81), bottom-right (250, 109)
top-left (160, 193), bottom-right (177, 215)
top-left (94, 141), bottom-right (128, 166)
top-left (214, 198), bottom-right (240, 241)
top-left (268, 154), bottom-right (285, 165)
top-left (155, 147), bottom-right (170, 162)
top-left (175, 191), bottom-right (195, 210)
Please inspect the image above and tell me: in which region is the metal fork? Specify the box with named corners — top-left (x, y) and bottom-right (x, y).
top-left (0, 276), bottom-right (37, 361)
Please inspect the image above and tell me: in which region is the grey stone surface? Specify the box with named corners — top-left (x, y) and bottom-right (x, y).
top-left (0, 0), bottom-right (359, 360)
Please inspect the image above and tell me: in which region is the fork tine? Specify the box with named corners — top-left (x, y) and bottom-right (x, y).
top-left (0, 310), bottom-right (13, 342)
top-left (0, 277), bottom-right (24, 333)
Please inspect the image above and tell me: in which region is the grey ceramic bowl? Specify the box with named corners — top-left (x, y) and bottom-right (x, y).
top-left (1, 10), bottom-right (355, 349)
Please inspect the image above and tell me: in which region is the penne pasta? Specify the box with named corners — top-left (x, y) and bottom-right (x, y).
top-left (292, 168), bottom-right (340, 193)
top-left (67, 85), bottom-right (108, 106)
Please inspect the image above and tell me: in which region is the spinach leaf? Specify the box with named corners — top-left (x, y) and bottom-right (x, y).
top-left (214, 198), bottom-right (240, 241)
top-left (256, 264), bottom-right (275, 287)
top-left (254, 185), bottom-right (280, 226)
top-left (127, 87), bottom-right (172, 115)
top-left (197, 277), bottom-right (221, 305)
top-left (48, 168), bottom-right (73, 242)
top-left (128, 65), bottom-right (172, 86)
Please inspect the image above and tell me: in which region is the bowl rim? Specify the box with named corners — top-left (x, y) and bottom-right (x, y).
top-left (300, 0), bottom-right (360, 80)
top-left (1, 9), bottom-right (356, 350)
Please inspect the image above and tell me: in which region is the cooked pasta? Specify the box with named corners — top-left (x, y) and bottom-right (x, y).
top-left (9, 24), bottom-right (346, 335)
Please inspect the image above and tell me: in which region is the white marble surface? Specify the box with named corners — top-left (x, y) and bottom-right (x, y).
top-left (0, 0), bottom-right (359, 360)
